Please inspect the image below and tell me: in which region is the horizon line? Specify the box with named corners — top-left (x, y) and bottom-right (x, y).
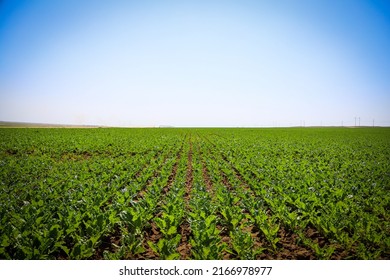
top-left (1, 120), bottom-right (389, 129)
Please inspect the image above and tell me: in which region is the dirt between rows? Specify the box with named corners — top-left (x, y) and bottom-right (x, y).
top-left (178, 135), bottom-right (193, 259)
top-left (139, 140), bottom-right (187, 259)
top-left (200, 135), bottom-right (332, 259)
top-left (97, 135), bottom-right (356, 260)
top-left (134, 135), bottom-right (193, 259)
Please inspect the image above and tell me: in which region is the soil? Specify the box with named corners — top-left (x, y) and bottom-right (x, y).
top-left (178, 221), bottom-right (192, 259)
top-left (96, 134), bottom-right (355, 260)
top-left (140, 221), bottom-right (161, 259)
top-left (178, 135), bottom-right (193, 259)
top-left (198, 146), bottom-right (214, 194)
top-left (202, 137), bottom-right (321, 259)
top-left (60, 151), bottom-right (92, 161)
top-left (93, 224), bottom-right (122, 259)
top-left (137, 141), bottom-right (186, 259)
top-left (162, 142), bottom-right (183, 194)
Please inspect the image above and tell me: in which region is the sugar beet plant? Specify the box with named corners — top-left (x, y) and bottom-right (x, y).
top-left (1, 127), bottom-right (389, 259)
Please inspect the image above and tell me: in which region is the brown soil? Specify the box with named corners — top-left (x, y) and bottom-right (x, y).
top-left (178, 221), bottom-right (192, 259)
top-left (132, 149), bottom-right (172, 202)
top-left (197, 137), bottom-right (243, 259)
top-left (93, 224), bottom-right (122, 259)
top-left (101, 134), bottom-right (352, 260)
top-left (178, 135), bottom-right (193, 259)
top-left (185, 135), bottom-right (193, 198)
top-left (200, 136), bottom-right (322, 260)
top-left (132, 190), bottom-right (146, 203)
top-left (162, 142), bottom-right (184, 194)
top-left (302, 225), bottom-right (346, 259)
top-left (137, 222), bottom-right (161, 259)
top-left (4, 149), bottom-right (18, 156)
top-left (217, 224), bottom-right (234, 259)
top-left (198, 145), bottom-right (214, 194)
top-left (305, 226), bottom-right (327, 246)
top-left (136, 142), bottom-right (186, 259)
top-left (273, 226), bottom-right (314, 259)
top-left (221, 173), bottom-right (234, 191)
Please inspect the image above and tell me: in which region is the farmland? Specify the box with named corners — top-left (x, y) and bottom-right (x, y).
top-left (0, 127), bottom-right (389, 259)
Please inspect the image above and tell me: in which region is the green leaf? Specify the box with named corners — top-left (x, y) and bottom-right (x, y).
top-left (205, 215), bottom-right (216, 227)
top-left (35, 216), bottom-right (44, 225)
top-left (1, 235), bottom-right (10, 247)
top-left (49, 225), bottom-right (60, 241)
top-left (167, 226), bottom-right (177, 236)
top-left (157, 239), bottom-right (165, 251)
top-left (55, 242), bottom-right (70, 256)
top-left (166, 253), bottom-right (180, 260)
top-left (70, 244), bottom-right (81, 259)
top-left (147, 241), bottom-right (158, 254)
top-left (231, 218), bottom-right (239, 228)
top-left (96, 214), bottom-right (104, 230)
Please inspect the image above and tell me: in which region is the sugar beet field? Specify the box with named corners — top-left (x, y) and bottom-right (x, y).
top-left (1, 127), bottom-right (389, 260)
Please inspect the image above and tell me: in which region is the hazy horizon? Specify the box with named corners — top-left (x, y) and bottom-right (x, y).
top-left (1, 0), bottom-right (390, 127)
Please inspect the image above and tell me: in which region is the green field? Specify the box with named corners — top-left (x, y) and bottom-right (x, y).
top-left (1, 127), bottom-right (389, 259)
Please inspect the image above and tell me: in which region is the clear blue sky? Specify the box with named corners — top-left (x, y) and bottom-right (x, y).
top-left (1, 0), bottom-right (389, 127)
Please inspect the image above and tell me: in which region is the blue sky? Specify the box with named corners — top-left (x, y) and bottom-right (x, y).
top-left (1, 0), bottom-right (389, 127)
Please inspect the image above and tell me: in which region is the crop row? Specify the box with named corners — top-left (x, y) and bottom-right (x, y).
top-left (0, 128), bottom-right (389, 259)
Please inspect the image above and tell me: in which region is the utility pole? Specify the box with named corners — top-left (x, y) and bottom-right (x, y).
top-left (355, 117), bottom-right (356, 127)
